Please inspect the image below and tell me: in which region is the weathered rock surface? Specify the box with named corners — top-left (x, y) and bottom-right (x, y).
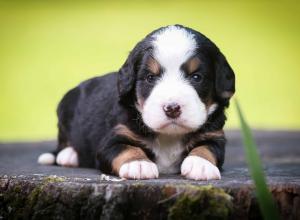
top-left (0, 130), bottom-right (299, 220)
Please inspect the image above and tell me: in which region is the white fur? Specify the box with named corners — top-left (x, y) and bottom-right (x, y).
top-left (181, 155), bottom-right (221, 180)
top-left (208, 103), bottom-right (218, 115)
top-left (142, 72), bottom-right (207, 134)
top-left (119, 160), bottom-right (159, 179)
top-left (146, 135), bottom-right (184, 174)
top-left (56, 146), bottom-right (79, 167)
top-left (37, 153), bottom-right (55, 165)
top-left (140, 26), bottom-right (208, 135)
top-left (141, 26), bottom-right (219, 175)
top-left (152, 25), bottom-right (197, 68)
top-left (142, 26), bottom-right (209, 135)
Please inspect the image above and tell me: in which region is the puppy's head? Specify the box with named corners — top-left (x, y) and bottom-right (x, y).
top-left (118, 25), bottom-right (235, 135)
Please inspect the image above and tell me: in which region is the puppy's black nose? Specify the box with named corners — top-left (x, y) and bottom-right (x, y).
top-left (163, 103), bottom-right (181, 119)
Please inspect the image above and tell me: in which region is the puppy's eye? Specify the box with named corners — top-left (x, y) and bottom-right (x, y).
top-left (191, 74), bottom-right (202, 82)
top-left (146, 74), bottom-right (156, 83)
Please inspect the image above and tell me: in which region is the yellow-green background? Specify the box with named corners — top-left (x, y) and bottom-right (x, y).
top-left (0, 1), bottom-right (299, 141)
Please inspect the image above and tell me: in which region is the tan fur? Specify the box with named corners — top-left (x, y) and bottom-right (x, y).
top-left (147, 57), bottom-right (161, 75)
top-left (189, 146), bottom-right (216, 165)
top-left (186, 130), bottom-right (224, 150)
top-left (202, 130), bottom-right (224, 139)
top-left (186, 57), bottom-right (201, 74)
top-left (114, 124), bottom-right (141, 143)
top-left (112, 146), bottom-right (149, 174)
top-left (221, 91), bottom-right (234, 98)
top-left (136, 97), bottom-right (145, 113)
top-left (205, 98), bottom-right (214, 110)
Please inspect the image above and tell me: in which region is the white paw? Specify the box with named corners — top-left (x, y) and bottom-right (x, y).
top-left (181, 156), bottom-right (221, 180)
top-left (38, 153), bottom-right (55, 165)
top-left (56, 147), bottom-right (79, 167)
top-left (119, 160), bottom-right (159, 179)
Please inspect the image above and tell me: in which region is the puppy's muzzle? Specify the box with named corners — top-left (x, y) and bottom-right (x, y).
top-left (163, 102), bottom-right (181, 119)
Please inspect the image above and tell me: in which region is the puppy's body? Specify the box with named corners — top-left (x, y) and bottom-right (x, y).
top-left (56, 73), bottom-right (122, 169)
top-left (38, 25), bottom-right (235, 180)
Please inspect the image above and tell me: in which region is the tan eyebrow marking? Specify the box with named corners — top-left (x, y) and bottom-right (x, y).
top-left (186, 57), bottom-right (201, 74)
top-left (146, 57), bottom-right (161, 75)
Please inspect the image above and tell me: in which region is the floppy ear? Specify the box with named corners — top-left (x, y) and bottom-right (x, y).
top-left (118, 47), bottom-right (141, 104)
top-left (118, 57), bottom-right (136, 101)
top-left (118, 40), bottom-right (151, 104)
top-left (214, 51), bottom-right (235, 106)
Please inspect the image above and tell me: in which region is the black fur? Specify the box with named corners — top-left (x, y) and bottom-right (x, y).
top-left (54, 25), bottom-right (235, 175)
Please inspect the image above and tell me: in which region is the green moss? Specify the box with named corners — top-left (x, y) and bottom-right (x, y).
top-left (168, 185), bottom-right (232, 220)
top-left (1, 176), bottom-right (66, 219)
top-left (131, 182), bottom-right (146, 187)
top-left (27, 176), bottom-right (65, 205)
top-left (4, 183), bottom-right (23, 207)
top-left (43, 175), bottom-right (66, 183)
top-left (26, 185), bottom-right (43, 210)
top-left (11, 184), bottom-right (22, 193)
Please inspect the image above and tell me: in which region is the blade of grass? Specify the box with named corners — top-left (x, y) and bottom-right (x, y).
top-left (235, 99), bottom-right (280, 220)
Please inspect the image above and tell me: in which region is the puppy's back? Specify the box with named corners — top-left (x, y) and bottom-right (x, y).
top-left (57, 72), bottom-right (122, 167)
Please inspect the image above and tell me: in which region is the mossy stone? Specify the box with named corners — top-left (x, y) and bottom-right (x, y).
top-left (168, 185), bottom-right (233, 220)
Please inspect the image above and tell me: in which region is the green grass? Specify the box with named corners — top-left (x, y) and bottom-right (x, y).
top-left (235, 99), bottom-right (280, 220)
top-left (0, 1), bottom-right (300, 140)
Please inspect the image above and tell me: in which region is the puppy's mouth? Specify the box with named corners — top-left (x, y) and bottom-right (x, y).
top-left (157, 120), bottom-right (193, 133)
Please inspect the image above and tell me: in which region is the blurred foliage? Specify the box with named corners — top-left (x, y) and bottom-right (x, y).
top-left (236, 100), bottom-right (280, 220)
top-left (0, 0), bottom-right (299, 140)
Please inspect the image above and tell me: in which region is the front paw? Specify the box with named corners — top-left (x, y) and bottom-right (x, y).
top-left (181, 156), bottom-right (221, 180)
top-left (119, 160), bottom-right (159, 179)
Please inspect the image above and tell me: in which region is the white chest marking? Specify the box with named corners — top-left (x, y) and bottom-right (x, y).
top-left (147, 135), bottom-right (185, 174)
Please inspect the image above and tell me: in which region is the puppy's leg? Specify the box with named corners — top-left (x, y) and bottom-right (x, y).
top-left (38, 144), bottom-right (79, 167)
top-left (37, 152), bottom-right (56, 165)
top-left (37, 126), bottom-right (65, 165)
top-left (56, 146), bottom-right (79, 167)
top-left (38, 140), bottom-right (79, 167)
top-left (98, 145), bottom-right (158, 179)
top-left (112, 146), bottom-right (158, 179)
top-left (181, 146), bottom-right (221, 180)
top-left (38, 120), bottom-right (78, 167)
top-left (97, 125), bottom-right (158, 179)
top-left (39, 86), bottom-right (80, 167)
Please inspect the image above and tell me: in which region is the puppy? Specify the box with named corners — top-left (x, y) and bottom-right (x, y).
top-left (38, 25), bottom-right (235, 180)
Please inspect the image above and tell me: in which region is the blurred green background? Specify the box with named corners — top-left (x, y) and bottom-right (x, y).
top-left (0, 1), bottom-right (299, 141)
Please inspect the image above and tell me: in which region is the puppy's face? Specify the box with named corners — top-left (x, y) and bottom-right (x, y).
top-left (118, 25), bottom-right (235, 135)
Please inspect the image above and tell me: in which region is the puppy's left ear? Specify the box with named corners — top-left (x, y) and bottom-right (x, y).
top-left (214, 51), bottom-right (235, 106)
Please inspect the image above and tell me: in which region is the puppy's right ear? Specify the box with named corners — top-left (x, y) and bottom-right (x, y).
top-left (118, 53), bottom-right (137, 102)
top-left (118, 40), bottom-right (151, 104)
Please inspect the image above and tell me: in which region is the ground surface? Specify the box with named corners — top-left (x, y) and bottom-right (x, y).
top-left (0, 130), bottom-right (299, 219)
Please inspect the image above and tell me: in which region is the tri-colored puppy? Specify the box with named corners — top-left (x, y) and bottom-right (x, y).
top-left (38, 25), bottom-right (235, 180)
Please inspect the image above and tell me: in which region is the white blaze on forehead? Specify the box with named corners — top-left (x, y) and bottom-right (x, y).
top-left (152, 25), bottom-right (197, 69)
